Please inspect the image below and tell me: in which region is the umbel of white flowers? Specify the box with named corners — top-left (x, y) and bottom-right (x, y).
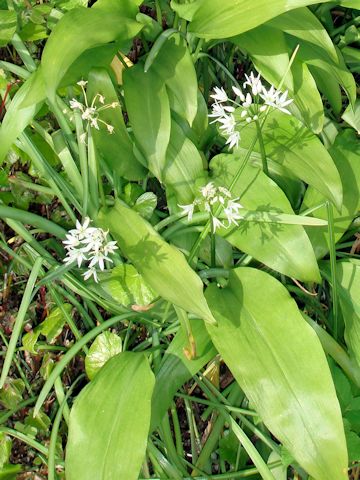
top-left (179, 182), bottom-right (243, 231)
top-left (62, 217), bottom-right (118, 283)
top-left (68, 80), bottom-right (118, 142)
top-left (209, 71), bottom-right (293, 149)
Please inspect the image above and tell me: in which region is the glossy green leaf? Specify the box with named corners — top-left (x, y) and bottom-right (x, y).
top-left (206, 267), bottom-right (348, 480)
top-left (240, 110), bottom-right (342, 210)
top-left (150, 34), bottom-right (198, 126)
top-left (342, 99), bottom-right (360, 134)
top-left (87, 68), bottom-right (146, 181)
top-left (100, 264), bottom-right (156, 307)
top-left (188, 0), bottom-right (332, 39)
top-left (164, 120), bottom-right (204, 207)
top-left (0, 71), bottom-right (44, 164)
top-left (268, 7), bottom-right (337, 62)
top-left (85, 331), bottom-right (122, 380)
top-left (134, 192), bottom-right (157, 219)
top-left (332, 260), bottom-right (360, 369)
top-left (98, 201), bottom-right (216, 324)
top-left (123, 65), bottom-right (171, 180)
top-left (66, 352), bottom-right (154, 480)
top-left (301, 130), bottom-right (360, 259)
top-left (41, 5), bottom-right (142, 99)
top-left (0, 10), bottom-right (16, 46)
top-left (210, 154), bottom-right (320, 282)
top-left (151, 319), bottom-right (216, 430)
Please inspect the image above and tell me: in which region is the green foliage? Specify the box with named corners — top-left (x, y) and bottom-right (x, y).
top-left (0, 0), bottom-right (360, 478)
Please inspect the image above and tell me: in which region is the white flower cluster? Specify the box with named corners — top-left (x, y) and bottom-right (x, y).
top-left (179, 182), bottom-right (243, 231)
top-left (69, 80), bottom-right (118, 142)
top-left (209, 71), bottom-right (293, 149)
top-left (63, 217), bottom-right (118, 283)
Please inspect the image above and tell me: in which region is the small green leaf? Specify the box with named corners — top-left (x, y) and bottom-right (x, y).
top-left (85, 331), bottom-right (122, 380)
top-left (134, 192), bottom-right (157, 220)
top-left (342, 99), bottom-right (360, 134)
top-left (98, 201), bottom-right (216, 324)
top-left (100, 264), bottom-right (156, 307)
top-left (0, 379), bottom-right (25, 410)
top-left (0, 433), bottom-right (11, 469)
top-left (66, 352), bottom-right (154, 480)
top-left (41, 304), bottom-right (72, 343)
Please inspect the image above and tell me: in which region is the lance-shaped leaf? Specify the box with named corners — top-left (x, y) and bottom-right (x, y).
top-left (301, 130), bottom-right (360, 259)
top-left (41, 4), bottom-right (142, 99)
top-left (87, 68), bottom-right (146, 180)
top-left (98, 201), bottom-right (216, 324)
top-left (123, 65), bottom-right (171, 181)
top-left (240, 110), bottom-right (342, 210)
top-left (66, 352), bottom-right (154, 480)
top-left (206, 267), bottom-right (348, 480)
top-left (210, 154), bottom-right (321, 282)
top-left (188, 0), bottom-right (333, 39)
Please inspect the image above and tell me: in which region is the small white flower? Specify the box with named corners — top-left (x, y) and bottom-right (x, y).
top-left (98, 94), bottom-right (105, 104)
top-left (77, 80), bottom-right (88, 87)
top-left (200, 182), bottom-right (217, 200)
top-left (212, 216), bottom-right (225, 231)
top-left (103, 241), bottom-right (118, 256)
top-left (243, 71), bottom-right (263, 95)
top-left (242, 93), bottom-right (253, 108)
top-left (260, 86), bottom-right (293, 115)
top-left (89, 251), bottom-right (112, 271)
top-left (210, 86), bottom-right (228, 103)
top-left (83, 268), bottom-right (98, 282)
top-left (79, 132), bottom-right (87, 144)
top-left (218, 114), bottom-right (236, 135)
top-left (232, 86), bottom-right (245, 102)
top-left (64, 248), bottom-right (87, 268)
top-left (226, 131), bottom-right (240, 149)
top-left (70, 98), bottom-right (84, 111)
top-left (179, 203), bottom-right (195, 221)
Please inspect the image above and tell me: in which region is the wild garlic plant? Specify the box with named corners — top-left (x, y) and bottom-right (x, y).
top-left (209, 71), bottom-right (293, 151)
top-left (63, 217), bottom-right (118, 282)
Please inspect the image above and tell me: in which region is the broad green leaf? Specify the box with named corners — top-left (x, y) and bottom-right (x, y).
top-left (66, 352), bottom-right (154, 480)
top-left (233, 27), bottom-right (324, 133)
top-left (0, 10), bottom-right (16, 46)
top-left (164, 120), bottom-right (204, 207)
top-left (98, 201), bottom-right (216, 324)
top-left (151, 34), bottom-right (198, 126)
top-left (301, 130), bottom-right (360, 259)
top-left (210, 154), bottom-right (320, 282)
top-left (123, 65), bottom-right (171, 181)
top-left (134, 192), bottom-right (157, 219)
top-left (342, 99), bottom-right (360, 134)
top-left (87, 68), bottom-right (146, 181)
top-left (289, 38), bottom-right (356, 106)
top-left (188, 0), bottom-right (332, 39)
top-left (331, 260), bottom-right (360, 369)
top-left (100, 264), bottom-right (156, 307)
top-left (206, 267), bottom-right (348, 480)
top-left (0, 379), bottom-right (24, 410)
top-left (151, 319), bottom-right (216, 430)
top-left (41, 5), bottom-right (142, 99)
top-left (85, 331), bottom-right (122, 380)
top-left (0, 71), bottom-right (44, 164)
top-left (268, 8), bottom-right (337, 62)
top-left (240, 110), bottom-right (342, 210)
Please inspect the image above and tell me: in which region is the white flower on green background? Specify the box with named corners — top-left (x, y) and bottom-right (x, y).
top-left (63, 217), bottom-right (118, 282)
top-left (209, 70), bottom-right (294, 149)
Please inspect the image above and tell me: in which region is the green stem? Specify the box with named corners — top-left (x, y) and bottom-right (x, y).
top-left (0, 427), bottom-right (48, 455)
top-left (210, 215), bottom-right (216, 268)
top-left (255, 119), bottom-right (268, 176)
